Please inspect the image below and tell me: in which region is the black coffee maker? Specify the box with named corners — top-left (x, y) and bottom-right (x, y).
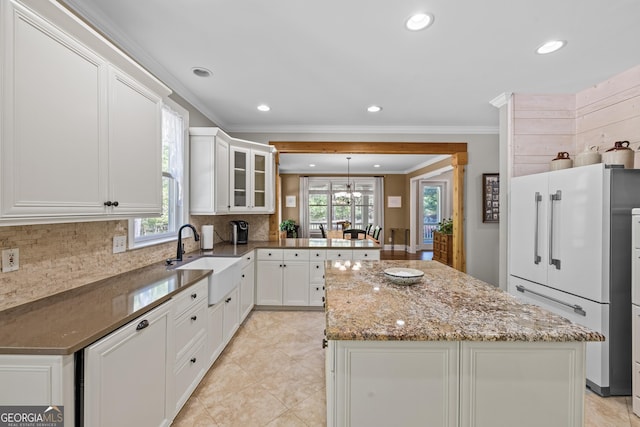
top-left (230, 220), bottom-right (249, 244)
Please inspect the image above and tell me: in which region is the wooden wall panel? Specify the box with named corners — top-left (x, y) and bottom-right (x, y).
top-left (574, 64), bottom-right (640, 167)
top-left (511, 65), bottom-right (640, 177)
top-left (511, 93), bottom-right (576, 177)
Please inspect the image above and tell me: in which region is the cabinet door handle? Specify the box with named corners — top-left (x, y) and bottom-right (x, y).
top-left (191, 315), bottom-right (197, 321)
top-left (533, 192), bottom-right (542, 264)
top-left (104, 200), bottom-right (119, 207)
top-left (242, 274), bottom-right (245, 278)
top-left (322, 338), bottom-right (328, 349)
top-left (191, 293), bottom-right (197, 299)
top-left (136, 319), bottom-right (149, 331)
top-left (549, 190), bottom-right (562, 269)
top-left (225, 297), bottom-right (232, 303)
top-left (190, 357), bottom-right (197, 364)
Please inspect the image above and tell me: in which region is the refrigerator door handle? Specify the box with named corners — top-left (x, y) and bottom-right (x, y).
top-left (516, 284), bottom-right (586, 316)
top-left (549, 190), bottom-right (562, 270)
top-left (534, 192), bottom-right (542, 264)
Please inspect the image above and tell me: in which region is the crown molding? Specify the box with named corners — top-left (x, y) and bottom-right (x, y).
top-left (225, 124), bottom-right (499, 135)
top-left (489, 92), bottom-right (512, 108)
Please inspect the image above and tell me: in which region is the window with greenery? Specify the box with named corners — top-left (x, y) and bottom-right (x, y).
top-left (308, 178), bottom-right (376, 235)
top-left (129, 102), bottom-right (187, 247)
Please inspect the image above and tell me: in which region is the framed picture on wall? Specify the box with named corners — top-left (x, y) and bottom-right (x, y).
top-left (482, 173), bottom-right (499, 223)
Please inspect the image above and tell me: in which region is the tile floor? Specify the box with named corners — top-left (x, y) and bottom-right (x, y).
top-left (173, 310), bottom-right (638, 426)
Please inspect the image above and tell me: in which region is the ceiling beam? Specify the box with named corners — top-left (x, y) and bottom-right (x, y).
top-left (269, 141), bottom-right (467, 155)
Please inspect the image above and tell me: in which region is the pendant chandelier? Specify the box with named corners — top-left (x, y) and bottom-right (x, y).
top-left (335, 156), bottom-right (361, 202)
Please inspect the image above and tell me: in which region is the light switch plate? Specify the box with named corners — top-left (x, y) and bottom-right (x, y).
top-left (2, 248), bottom-right (19, 272)
top-left (113, 236), bottom-right (127, 254)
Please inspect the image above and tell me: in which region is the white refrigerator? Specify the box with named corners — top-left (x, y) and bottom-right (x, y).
top-left (509, 163), bottom-right (640, 396)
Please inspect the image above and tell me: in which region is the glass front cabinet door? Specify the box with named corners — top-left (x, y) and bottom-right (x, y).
top-left (230, 146), bottom-right (272, 212)
top-left (231, 147), bottom-right (249, 210)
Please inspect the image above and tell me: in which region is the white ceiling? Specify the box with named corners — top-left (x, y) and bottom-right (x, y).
top-left (62, 0), bottom-right (640, 172)
top-left (279, 153), bottom-right (449, 174)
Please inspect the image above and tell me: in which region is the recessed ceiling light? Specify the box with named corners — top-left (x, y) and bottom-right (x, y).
top-left (257, 104), bottom-right (271, 112)
top-left (367, 105), bottom-right (382, 113)
top-left (192, 67), bottom-right (212, 77)
top-left (536, 40), bottom-right (566, 55)
top-left (406, 13), bottom-right (434, 31)
top-left (309, 164), bottom-right (316, 167)
top-left (373, 164), bottom-right (381, 168)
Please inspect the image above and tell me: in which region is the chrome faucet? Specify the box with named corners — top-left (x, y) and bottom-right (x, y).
top-left (167, 224), bottom-right (200, 265)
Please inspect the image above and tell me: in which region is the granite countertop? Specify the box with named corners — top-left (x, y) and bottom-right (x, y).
top-left (325, 260), bottom-right (605, 343)
top-left (0, 263), bottom-right (211, 355)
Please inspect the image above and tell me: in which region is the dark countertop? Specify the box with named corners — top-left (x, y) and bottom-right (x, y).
top-left (325, 260), bottom-right (605, 343)
top-left (196, 238), bottom-right (380, 257)
top-left (0, 263), bottom-right (211, 355)
top-left (0, 238), bottom-right (379, 355)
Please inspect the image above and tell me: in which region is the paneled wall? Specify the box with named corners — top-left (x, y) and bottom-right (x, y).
top-left (511, 94), bottom-right (576, 177)
top-left (511, 64), bottom-right (640, 177)
top-left (576, 65), bottom-right (640, 166)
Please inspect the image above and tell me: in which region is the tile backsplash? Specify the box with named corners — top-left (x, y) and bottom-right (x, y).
top-left (0, 215), bottom-right (270, 312)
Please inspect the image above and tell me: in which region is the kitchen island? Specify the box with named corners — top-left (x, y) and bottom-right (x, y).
top-left (324, 260), bottom-right (603, 427)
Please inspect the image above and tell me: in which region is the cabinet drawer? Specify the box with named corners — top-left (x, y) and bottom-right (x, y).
top-left (174, 335), bottom-right (207, 412)
top-left (173, 278), bottom-right (208, 317)
top-left (309, 284), bottom-right (325, 306)
top-left (310, 262), bottom-right (325, 283)
top-left (310, 250), bottom-right (327, 260)
top-left (352, 250), bottom-right (380, 261)
top-left (257, 249), bottom-right (283, 260)
top-left (239, 251), bottom-right (254, 268)
top-left (326, 249), bottom-right (352, 260)
top-left (175, 301), bottom-right (207, 362)
top-left (283, 250), bottom-right (309, 261)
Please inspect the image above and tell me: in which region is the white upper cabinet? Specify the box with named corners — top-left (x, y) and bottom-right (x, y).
top-left (190, 127), bottom-right (275, 215)
top-left (107, 67), bottom-right (162, 216)
top-left (0, 0), bottom-right (169, 225)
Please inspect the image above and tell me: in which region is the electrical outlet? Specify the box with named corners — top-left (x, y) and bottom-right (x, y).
top-left (113, 235), bottom-right (127, 254)
top-left (2, 248), bottom-right (19, 273)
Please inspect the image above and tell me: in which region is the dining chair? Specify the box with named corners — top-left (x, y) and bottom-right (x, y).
top-left (319, 224), bottom-right (327, 238)
top-left (365, 224), bottom-right (373, 235)
top-left (343, 228), bottom-right (367, 239)
top-left (372, 226), bottom-right (382, 241)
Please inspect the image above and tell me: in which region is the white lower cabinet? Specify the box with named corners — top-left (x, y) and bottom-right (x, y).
top-left (239, 252), bottom-right (255, 322)
top-left (327, 340), bottom-right (459, 427)
top-left (84, 302), bottom-right (173, 427)
top-left (327, 340), bottom-right (586, 427)
top-left (172, 278), bottom-right (208, 416)
top-left (0, 354), bottom-right (75, 424)
top-left (459, 341), bottom-right (585, 427)
top-left (207, 302), bottom-right (225, 366)
top-left (256, 249), bottom-right (311, 306)
top-left (223, 287), bottom-right (240, 343)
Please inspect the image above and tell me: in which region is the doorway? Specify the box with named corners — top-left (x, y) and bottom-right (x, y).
top-left (418, 181), bottom-right (448, 251)
top-left (269, 141), bottom-right (468, 271)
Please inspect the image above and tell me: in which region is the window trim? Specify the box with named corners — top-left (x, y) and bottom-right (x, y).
top-left (128, 97), bottom-right (190, 249)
